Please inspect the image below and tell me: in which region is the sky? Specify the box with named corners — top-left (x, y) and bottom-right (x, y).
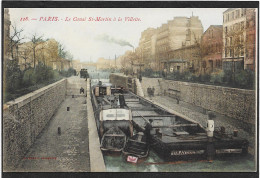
top-left (9, 8), bottom-right (227, 62)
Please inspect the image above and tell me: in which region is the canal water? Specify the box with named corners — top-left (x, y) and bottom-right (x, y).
top-left (104, 150), bottom-right (255, 172)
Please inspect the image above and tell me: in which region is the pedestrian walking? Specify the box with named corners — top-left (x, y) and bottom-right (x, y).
top-left (80, 87), bottom-right (84, 94)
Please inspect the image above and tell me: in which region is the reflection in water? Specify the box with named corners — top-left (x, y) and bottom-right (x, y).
top-left (104, 149), bottom-right (255, 172)
top-left (91, 79), bottom-right (110, 87)
top-left (104, 151), bottom-right (160, 172)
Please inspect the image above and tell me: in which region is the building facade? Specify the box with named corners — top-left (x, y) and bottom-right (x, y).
top-left (156, 16), bottom-right (203, 71)
top-left (166, 43), bottom-right (201, 73)
top-left (201, 25), bottom-right (223, 74)
top-left (4, 8), bottom-right (11, 60)
top-left (138, 28), bottom-right (156, 69)
top-left (136, 16), bottom-right (203, 72)
top-left (156, 23), bottom-right (170, 65)
top-left (222, 8), bottom-right (256, 72)
top-left (245, 8), bottom-right (256, 71)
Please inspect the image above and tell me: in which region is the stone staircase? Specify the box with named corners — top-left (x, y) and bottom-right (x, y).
top-left (134, 78), bottom-right (144, 97)
top-left (141, 77), bottom-right (162, 97)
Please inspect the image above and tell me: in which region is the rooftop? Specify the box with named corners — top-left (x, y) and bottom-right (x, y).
top-left (161, 59), bottom-right (187, 63)
top-left (223, 8), bottom-right (236, 13)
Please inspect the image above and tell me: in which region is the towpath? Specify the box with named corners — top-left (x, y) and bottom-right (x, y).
top-left (15, 76), bottom-right (90, 172)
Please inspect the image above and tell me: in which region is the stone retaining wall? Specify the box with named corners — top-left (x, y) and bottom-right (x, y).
top-left (160, 80), bottom-right (256, 130)
top-left (3, 79), bottom-right (67, 171)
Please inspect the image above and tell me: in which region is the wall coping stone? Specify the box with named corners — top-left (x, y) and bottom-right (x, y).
top-left (4, 79), bottom-right (66, 109)
top-left (164, 79), bottom-right (255, 94)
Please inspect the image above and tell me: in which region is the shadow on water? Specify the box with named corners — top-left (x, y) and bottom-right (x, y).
top-left (104, 150), bottom-right (256, 172)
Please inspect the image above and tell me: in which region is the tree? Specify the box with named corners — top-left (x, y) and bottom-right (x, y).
top-left (5, 59), bottom-right (22, 92)
top-left (58, 43), bottom-right (68, 59)
top-left (37, 39), bottom-right (60, 68)
top-left (192, 32), bottom-right (203, 74)
top-left (57, 42), bottom-right (71, 70)
top-left (19, 47), bottom-right (31, 69)
top-left (28, 33), bottom-right (44, 69)
top-left (8, 25), bottom-right (24, 60)
top-left (4, 24), bottom-right (24, 100)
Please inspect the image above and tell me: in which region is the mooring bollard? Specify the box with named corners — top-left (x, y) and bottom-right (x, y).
top-left (206, 119), bottom-right (215, 161)
top-left (67, 107), bottom-right (70, 111)
top-left (58, 127), bottom-right (61, 135)
top-left (233, 130), bottom-right (238, 137)
top-left (207, 137), bottom-right (215, 162)
top-left (72, 95), bottom-right (74, 98)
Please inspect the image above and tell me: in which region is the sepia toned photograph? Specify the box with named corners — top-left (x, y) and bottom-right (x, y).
top-left (2, 1), bottom-right (258, 175)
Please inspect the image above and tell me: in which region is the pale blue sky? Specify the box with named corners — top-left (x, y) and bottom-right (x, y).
top-left (9, 8), bottom-right (227, 62)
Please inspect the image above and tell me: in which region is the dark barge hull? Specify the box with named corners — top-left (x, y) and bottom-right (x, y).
top-left (149, 135), bottom-right (248, 161)
top-left (100, 127), bottom-right (126, 155)
top-left (123, 92), bottom-right (249, 161)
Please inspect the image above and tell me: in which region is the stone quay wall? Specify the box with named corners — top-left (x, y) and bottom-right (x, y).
top-left (160, 80), bottom-right (256, 132)
top-left (3, 79), bottom-right (67, 170)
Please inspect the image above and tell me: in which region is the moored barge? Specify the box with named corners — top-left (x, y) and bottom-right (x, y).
top-left (91, 81), bottom-right (133, 154)
top-left (91, 81), bottom-right (249, 161)
top-left (122, 92), bottom-right (249, 161)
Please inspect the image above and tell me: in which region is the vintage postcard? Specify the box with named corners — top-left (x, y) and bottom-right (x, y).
top-left (2, 1), bottom-right (258, 177)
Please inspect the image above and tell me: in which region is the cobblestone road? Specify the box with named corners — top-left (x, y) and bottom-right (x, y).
top-left (16, 77), bottom-right (90, 172)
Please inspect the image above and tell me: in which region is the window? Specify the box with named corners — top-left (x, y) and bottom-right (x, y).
top-left (232, 12), bottom-right (234, 20)
top-left (237, 23), bottom-right (241, 30)
top-left (241, 35), bottom-right (244, 43)
top-left (202, 61), bottom-right (206, 68)
top-left (241, 22), bottom-right (244, 30)
top-left (243, 9), bottom-right (246, 16)
top-left (236, 10), bottom-right (240, 18)
top-left (230, 49), bottom-right (233, 57)
top-left (216, 60), bottom-right (220, 68)
top-left (241, 47), bottom-right (244, 56)
top-left (106, 114), bottom-right (115, 117)
top-left (225, 26), bottom-right (228, 34)
top-left (230, 37), bottom-right (232, 46)
top-left (226, 14), bottom-right (228, 22)
top-left (117, 114), bottom-right (125, 117)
